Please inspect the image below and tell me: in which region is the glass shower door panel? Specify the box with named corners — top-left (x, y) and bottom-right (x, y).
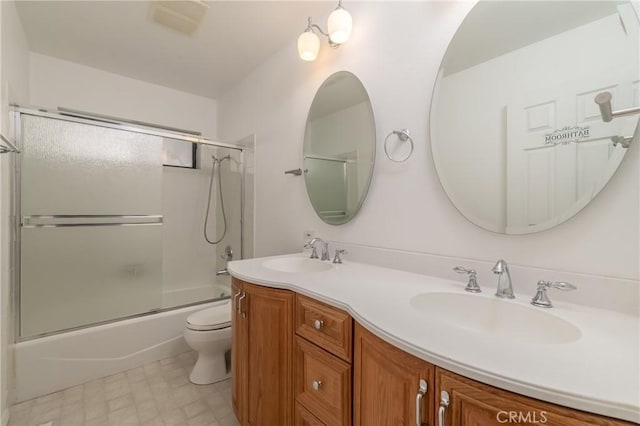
top-left (20, 224), bottom-right (163, 337)
top-left (20, 115), bottom-right (162, 215)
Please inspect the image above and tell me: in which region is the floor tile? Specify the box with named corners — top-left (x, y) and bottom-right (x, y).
top-left (8, 351), bottom-right (238, 426)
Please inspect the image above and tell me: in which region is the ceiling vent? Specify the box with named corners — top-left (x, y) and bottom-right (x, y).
top-left (150, 1), bottom-right (209, 36)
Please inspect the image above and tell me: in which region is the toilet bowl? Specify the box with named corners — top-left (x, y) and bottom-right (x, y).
top-left (184, 301), bottom-right (232, 385)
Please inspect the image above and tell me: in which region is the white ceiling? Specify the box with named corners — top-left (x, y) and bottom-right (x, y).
top-left (16, 1), bottom-right (332, 98)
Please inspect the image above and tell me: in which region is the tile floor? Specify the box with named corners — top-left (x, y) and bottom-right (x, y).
top-left (8, 351), bottom-right (239, 426)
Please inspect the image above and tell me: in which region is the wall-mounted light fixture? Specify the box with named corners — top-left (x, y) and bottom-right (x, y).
top-left (297, 1), bottom-right (352, 62)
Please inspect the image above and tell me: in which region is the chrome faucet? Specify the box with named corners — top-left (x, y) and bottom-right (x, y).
top-left (304, 238), bottom-right (330, 261)
top-left (531, 280), bottom-right (576, 308)
top-left (492, 259), bottom-right (514, 299)
top-left (453, 266), bottom-right (481, 293)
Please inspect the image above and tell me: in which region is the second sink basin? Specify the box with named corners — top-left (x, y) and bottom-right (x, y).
top-left (410, 292), bottom-right (581, 344)
top-left (262, 257), bottom-right (333, 273)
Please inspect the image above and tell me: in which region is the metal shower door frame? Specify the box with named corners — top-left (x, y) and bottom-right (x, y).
top-left (11, 106), bottom-right (246, 341)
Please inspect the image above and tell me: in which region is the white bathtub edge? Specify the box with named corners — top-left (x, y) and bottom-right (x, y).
top-left (14, 300), bottom-right (228, 402)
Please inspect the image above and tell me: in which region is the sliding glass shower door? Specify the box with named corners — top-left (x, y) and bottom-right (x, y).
top-left (19, 114), bottom-right (164, 338)
top-left (17, 112), bottom-right (245, 339)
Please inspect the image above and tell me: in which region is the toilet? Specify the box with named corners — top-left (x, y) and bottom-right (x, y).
top-left (184, 301), bottom-right (232, 385)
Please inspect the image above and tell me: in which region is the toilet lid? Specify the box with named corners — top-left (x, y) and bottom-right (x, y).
top-left (186, 301), bottom-right (232, 331)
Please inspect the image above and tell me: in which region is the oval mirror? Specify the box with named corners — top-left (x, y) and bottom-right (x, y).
top-left (431, 1), bottom-right (639, 234)
top-left (304, 71), bottom-right (376, 225)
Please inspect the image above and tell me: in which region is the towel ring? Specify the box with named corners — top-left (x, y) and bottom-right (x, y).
top-left (384, 129), bottom-right (414, 162)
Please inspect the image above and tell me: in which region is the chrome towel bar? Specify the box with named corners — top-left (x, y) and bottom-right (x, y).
top-left (594, 91), bottom-right (640, 122)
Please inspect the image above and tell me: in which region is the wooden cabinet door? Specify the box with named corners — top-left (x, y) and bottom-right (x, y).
top-left (245, 282), bottom-right (294, 426)
top-left (435, 368), bottom-right (633, 426)
top-left (295, 403), bottom-right (326, 426)
top-left (231, 279), bottom-right (246, 424)
top-left (354, 323), bottom-right (434, 426)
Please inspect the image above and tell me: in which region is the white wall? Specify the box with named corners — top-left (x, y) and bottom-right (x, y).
top-left (0, 0), bottom-right (30, 423)
top-left (217, 2), bottom-right (639, 283)
top-left (29, 53), bottom-right (217, 138)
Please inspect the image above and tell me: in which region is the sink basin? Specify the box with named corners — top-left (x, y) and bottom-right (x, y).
top-left (262, 257), bottom-right (333, 273)
top-left (410, 292), bottom-right (581, 344)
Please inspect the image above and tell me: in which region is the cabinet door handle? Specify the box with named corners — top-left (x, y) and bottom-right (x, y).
top-left (438, 390), bottom-right (450, 426)
top-left (233, 289), bottom-right (242, 314)
top-left (238, 292), bottom-right (247, 318)
top-left (312, 380), bottom-right (322, 391)
top-left (314, 319), bottom-right (324, 330)
top-left (415, 379), bottom-right (428, 426)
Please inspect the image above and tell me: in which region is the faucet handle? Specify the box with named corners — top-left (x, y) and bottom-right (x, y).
top-left (531, 280), bottom-right (576, 308)
top-left (333, 249), bottom-right (348, 264)
top-left (304, 241), bottom-right (319, 259)
top-left (545, 281), bottom-right (576, 291)
top-left (453, 266), bottom-right (481, 293)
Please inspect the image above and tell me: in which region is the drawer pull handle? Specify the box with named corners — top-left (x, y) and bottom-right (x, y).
top-left (415, 379), bottom-right (427, 426)
top-left (314, 319), bottom-right (324, 330)
top-left (438, 390), bottom-right (450, 426)
top-left (312, 380), bottom-right (322, 391)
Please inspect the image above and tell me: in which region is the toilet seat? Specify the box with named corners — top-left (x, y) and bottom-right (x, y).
top-left (186, 302), bottom-right (232, 331)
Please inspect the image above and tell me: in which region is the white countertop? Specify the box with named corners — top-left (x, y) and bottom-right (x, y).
top-left (228, 253), bottom-right (640, 423)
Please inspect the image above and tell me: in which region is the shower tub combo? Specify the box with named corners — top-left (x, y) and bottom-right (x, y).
top-left (9, 107), bottom-right (247, 402)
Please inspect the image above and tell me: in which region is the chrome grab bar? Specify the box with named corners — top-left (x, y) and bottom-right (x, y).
top-left (22, 215), bottom-right (163, 227)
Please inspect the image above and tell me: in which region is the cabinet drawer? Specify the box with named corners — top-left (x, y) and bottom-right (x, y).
top-left (295, 336), bottom-right (351, 426)
top-left (295, 294), bottom-right (353, 361)
top-left (295, 403), bottom-right (325, 426)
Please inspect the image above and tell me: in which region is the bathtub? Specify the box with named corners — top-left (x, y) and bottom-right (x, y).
top-left (13, 296), bottom-right (230, 402)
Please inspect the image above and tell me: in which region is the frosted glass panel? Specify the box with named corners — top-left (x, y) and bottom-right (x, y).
top-left (20, 225), bottom-right (163, 337)
top-left (21, 115), bottom-right (163, 215)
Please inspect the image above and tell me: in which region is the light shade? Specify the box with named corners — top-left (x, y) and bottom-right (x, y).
top-left (327, 7), bottom-right (352, 44)
top-left (298, 31), bottom-right (320, 61)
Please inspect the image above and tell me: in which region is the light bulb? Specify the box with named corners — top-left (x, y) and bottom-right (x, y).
top-left (298, 31), bottom-right (320, 61)
top-left (327, 6), bottom-right (352, 44)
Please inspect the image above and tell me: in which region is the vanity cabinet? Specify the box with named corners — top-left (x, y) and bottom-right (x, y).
top-left (231, 279), bottom-right (634, 426)
top-left (435, 369), bottom-right (633, 426)
top-left (353, 323), bottom-right (435, 426)
top-left (231, 278), bottom-right (294, 426)
top-left (294, 294), bottom-right (353, 426)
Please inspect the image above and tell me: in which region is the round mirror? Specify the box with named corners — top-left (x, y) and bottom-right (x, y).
top-left (304, 71), bottom-right (376, 225)
top-left (431, 1), bottom-right (639, 234)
